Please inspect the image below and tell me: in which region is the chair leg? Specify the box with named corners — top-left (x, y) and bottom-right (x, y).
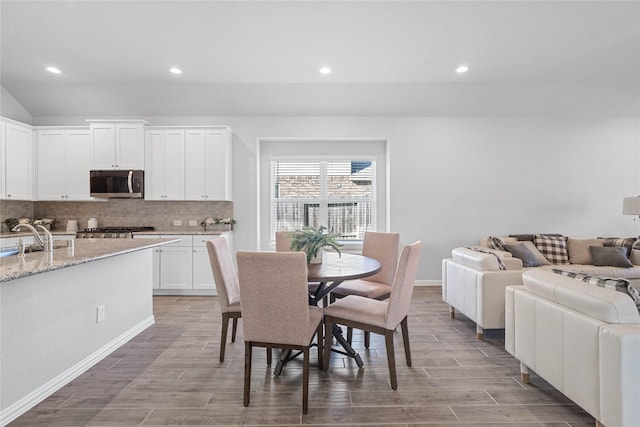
top-left (323, 318), bottom-right (333, 371)
top-left (231, 317), bottom-right (238, 343)
top-left (347, 327), bottom-right (353, 344)
top-left (364, 331), bottom-right (370, 349)
top-left (385, 329), bottom-right (397, 390)
top-left (244, 342), bottom-right (252, 407)
top-left (266, 346), bottom-right (272, 366)
top-left (302, 347), bottom-right (310, 414)
top-left (220, 313), bottom-right (229, 363)
top-left (476, 325), bottom-right (484, 341)
top-left (400, 317), bottom-right (411, 366)
top-left (449, 306), bottom-right (455, 318)
top-left (316, 323), bottom-right (323, 370)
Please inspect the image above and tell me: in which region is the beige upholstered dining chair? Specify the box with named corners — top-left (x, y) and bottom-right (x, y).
top-left (206, 237), bottom-right (272, 365)
top-left (236, 251), bottom-right (324, 414)
top-left (275, 230), bottom-right (325, 300)
top-left (323, 241), bottom-right (422, 390)
top-left (330, 231), bottom-right (400, 346)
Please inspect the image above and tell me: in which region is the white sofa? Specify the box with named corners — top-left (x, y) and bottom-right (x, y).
top-left (442, 236), bottom-right (640, 339)
top-left (506, 269), bottom-right (640, 427)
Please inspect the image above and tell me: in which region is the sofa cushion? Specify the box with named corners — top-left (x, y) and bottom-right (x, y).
top-left (519, 241), bottom-right (551, 265)
top-left (534, 234), bottom-right (569, 264)
top-left (567, 238), bottom-right (603, 264)
top-left (504, 243), bottom-right (540, 268)
top-left (597, 237), bottom-right (637, 258)
top-left (590, 246), bottom-right (633, 268)
top-left (552, 268), bottom-right (640, 314)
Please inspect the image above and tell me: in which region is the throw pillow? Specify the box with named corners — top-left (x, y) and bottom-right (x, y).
top-left (597, 237), bottom-right (637, 259)
top-left (567, 238), bottom-right (603, 265)
top-left (589, 246), bottom-right (633, 268)
top-left (487, 236), bottom-right (506, 251)
top-left (552, 269), bottom-right (640, 313)
top-left (520, 241), bottom-right (551, 265)
top-left (534, 234), bottom-right (569, 264)
top-left (464, 246), bottom-right (507, 270)
top-left (503, 243), bottom-right (541, 267)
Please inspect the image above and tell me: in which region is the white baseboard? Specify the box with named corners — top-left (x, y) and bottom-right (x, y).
top-left (0, 316), bottom-right (155, 427)
top-left (415, 280), bottom-right (441, 286)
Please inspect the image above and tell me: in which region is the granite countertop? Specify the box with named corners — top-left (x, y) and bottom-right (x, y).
top-left (132, 230), bottom-right (230, 236)
top-left (0, 230), bottom-right (77, 239)
top-left (0, 238), bottom-right (179, 283)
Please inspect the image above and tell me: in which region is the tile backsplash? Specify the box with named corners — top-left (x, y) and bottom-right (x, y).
top-left (1, 199), bottom-right (232, 232)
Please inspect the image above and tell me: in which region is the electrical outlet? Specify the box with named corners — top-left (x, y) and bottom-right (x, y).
top-left (173, 220), bottom-right (182, 226)
top-left (97, 305), bottom-right (105, 323)
top-left (188, 220), bottom-right (198, 226)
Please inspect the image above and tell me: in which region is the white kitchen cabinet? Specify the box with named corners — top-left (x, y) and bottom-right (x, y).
top-left (3, 119), bottom-right (34, 200)
top-left (37, 128), bottom-right (92, 200)
top-left (89, 121), bottom-right (145, 170)
top-left (133, 233), bottom-right (230, 295)
top-left (145, 129), bottom-right (185, 200)
top-left (185, 127), bottom-right (232, 201)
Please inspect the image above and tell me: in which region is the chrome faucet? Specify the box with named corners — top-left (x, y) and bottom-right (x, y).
top-left (12, 224), bottom-right (54, 252)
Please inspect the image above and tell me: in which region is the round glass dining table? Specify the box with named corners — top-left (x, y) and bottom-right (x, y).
top-left (273, 251), bottom-right (381, 376)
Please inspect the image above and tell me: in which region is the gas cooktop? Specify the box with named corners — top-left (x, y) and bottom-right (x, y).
top-left (76, 226), bottom-right (155, 238)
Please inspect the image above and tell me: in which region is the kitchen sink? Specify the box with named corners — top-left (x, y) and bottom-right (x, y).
top-left (0, 247), bottom-right (19, 258)
top-left (0, 240), bottom-right (74, 257)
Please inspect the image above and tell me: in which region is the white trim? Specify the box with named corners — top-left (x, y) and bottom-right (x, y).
top-left (415, 280), bottom-right (441, 286)
top-left (0, 316), bottom-right (155, 427)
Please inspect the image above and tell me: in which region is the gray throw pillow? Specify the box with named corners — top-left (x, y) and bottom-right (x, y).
top-left (589, 246), bottom-right (633, 268)
top-left (504, 243), bottom-right (541, 268)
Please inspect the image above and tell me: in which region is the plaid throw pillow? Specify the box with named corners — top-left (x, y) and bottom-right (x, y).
top-left (464, 246), bottom-right (507, 270)
top-left (552, 269), bottom-right (640, 314)
top-left (534, 234), bottom-right (569, 264)
top-left (487, 236), bottom-right (506, 251)
top-left (597, 237), bottom-right (637, 258)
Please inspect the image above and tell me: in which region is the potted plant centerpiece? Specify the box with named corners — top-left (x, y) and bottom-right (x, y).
top-left (290, 225), bottom-right (343, 264)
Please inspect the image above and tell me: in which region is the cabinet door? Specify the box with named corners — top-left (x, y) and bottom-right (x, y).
top-left (5, 123), bottom-right (33, 200)
top-left (91, 123), bottom-right (116, 169)
top-left (185, 129), bottom-right (206, 200)
top-left (160, 246), bottom-right (193, 289)
top-left (204, 129), bottom-right (231, 200)
top-left (116, 124), bottom-right (144, 169)
top-left (132, 235), bottom-right (161, 289)
top-left (144, 130), bottom-right (165, 200)
top-left (0, 121), bottom-right (5, 198)
top-left (192, 246), bottom-right (216, 291)
top-left (37, 130), bottom-right (66, 200)
top-left (163, 130), bottom-right (185, 200)
top-left (65, 129), bottom-right (92, 200)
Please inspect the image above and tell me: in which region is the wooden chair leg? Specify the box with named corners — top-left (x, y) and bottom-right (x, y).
top-left (400, 317), bottom-right (411, 366)
top-left (231, 317), bottom-right (238, 343)
top-left (302, 347), bottom-right (310, 414)
top-left (520, 362), bottom-right (530, 384)
top-left (323, 318), bottom-right (333, 371)
top-left (476, 325), bottom-right (484, 341)
top-left (364, 331), bottom-right (370, 349)
top-left (385, 329), bottom-right (397, 390)
top-left (244, 342), bottom-right (252, 407)
top-left (347, 327), bottom-right (353, 344)
top-left (316, 323), bottom-right (323, 370)
top-left (266, 347), bottom-right (272, 366)
top-left (449, 306), bottom-right (455, 318)
top-left (220, 313), bottom-right (229, 363)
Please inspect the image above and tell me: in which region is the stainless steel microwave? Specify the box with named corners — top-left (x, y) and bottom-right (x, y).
top-left (90, 170), bottom-right (144, 199)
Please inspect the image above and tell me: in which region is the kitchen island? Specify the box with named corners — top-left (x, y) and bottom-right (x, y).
top-left (0, 238), bottom-right (178, 426)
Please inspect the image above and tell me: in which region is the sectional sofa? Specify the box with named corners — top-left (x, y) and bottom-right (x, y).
top-left (506, 269), bottom-right (640, 427)
top-left (442, 234), bottom-right (640, 339)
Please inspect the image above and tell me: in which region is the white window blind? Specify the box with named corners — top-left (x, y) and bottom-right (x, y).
top-left (271, 160), bottom-right (376, 241)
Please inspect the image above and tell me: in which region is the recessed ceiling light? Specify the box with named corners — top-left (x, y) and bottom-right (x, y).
top-left (169, 67), bottom-right (183, 75)
top-left (319, 66), bottom-right (331, 75)
top-left (455, 65), bottom-right (470, 73)
top-left (46, 66), bottom-right (61, 74)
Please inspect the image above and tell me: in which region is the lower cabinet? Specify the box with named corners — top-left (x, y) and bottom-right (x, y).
top-left (133, 233), bottom-right (232, 295)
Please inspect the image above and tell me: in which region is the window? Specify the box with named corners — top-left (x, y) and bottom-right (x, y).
top-left (271, 160), bottom-right (376, 241)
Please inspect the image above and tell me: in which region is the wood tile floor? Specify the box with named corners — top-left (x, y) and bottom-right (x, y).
top-left (11, 287), bottom-right (595, 426)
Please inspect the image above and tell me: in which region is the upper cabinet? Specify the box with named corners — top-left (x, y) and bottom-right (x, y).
top-left (37, 128), bottom-right (92, 200)
top-left (89, 121), bottom-right (146, 170)
top-left (145, 128), bottom-right (185, 200)
top-left (185, 127), bottom-right (232, 201)
top-left (1, 119), bottom-right (34, 200)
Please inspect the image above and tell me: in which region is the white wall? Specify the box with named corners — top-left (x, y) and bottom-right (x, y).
top-left (33, 115), bottom-right (640, 282)
top-left (0, 86), bottom-right (33, 124)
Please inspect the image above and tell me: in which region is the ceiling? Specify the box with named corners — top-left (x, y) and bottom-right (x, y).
top-left (1, 1), bottom-right (639, 118)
